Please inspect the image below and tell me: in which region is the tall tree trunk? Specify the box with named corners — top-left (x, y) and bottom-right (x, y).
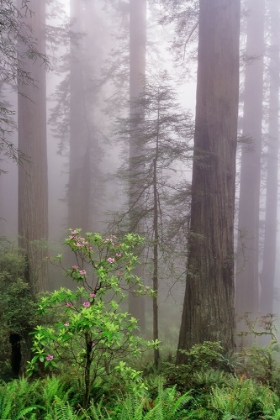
top-left (18, 0), bottom-right (48, 293)
top-left (177, 0), bottom-right (240, 362)
top-left (68, 0), bottom-right (90, 232)
top-left (152, 158), bottom-right (159, 368)
top-left (83, 0), bottom-right (103, 233)
top-left (260, 0), bottom-right (280, 316)
top-left (235, 0), bottom-right (265, 345)
top-left (128, 0), bottom-right (146, 330)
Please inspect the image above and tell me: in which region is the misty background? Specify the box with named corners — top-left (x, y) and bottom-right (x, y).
top-left (1, 0), bottom-right (280, 349)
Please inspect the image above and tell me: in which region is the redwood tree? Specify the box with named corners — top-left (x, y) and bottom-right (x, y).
top-left (67, 0), bottom-right (102, 233)
top-left (128, 0), bottom-right (147, 330)
top-left (260, 0), bottom-right (280, 316)
top-left (177, 0), bottom-right (240, 362)
top-left (235, 0), bottom-right (265, 342)
top-left (18, 0), bottom-right (48, 293)
top-left (68, 0), bottom-right (89, 231)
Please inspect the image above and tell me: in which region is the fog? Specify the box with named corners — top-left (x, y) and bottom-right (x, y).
top-left (1, 0), bottom-right (280, 350)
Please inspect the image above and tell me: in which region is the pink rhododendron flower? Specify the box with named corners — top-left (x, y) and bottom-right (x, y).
top-left (66, 302), bottom-right (72, 307)
top-left (71, 230), bottom-right (78, 235)
top-left (90, 293), bottom-right (96, 298)
top-left (107, 257), bottom-right (115, 264)
top-left (79, 270), bottom-right (86, 275)
top-left (116, 253), bottom-right (122, 258)
top-left (46, 355), bottom-right (53, 361)
top-left (64, 322), bottom-right (69, 326)
top-left (76, 243), bottom-right (83, 247)
top-left (72, 265), bottom-right (79, 269)
top-left (83, 302), bottom-right (90, 308)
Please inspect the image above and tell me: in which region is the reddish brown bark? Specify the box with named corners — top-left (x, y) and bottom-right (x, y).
top-left (177, 0), bottom-right (240, 361)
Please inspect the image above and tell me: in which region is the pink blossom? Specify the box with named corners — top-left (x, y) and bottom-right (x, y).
top-left (71, 230), bottom-right (78, 235)
top-left (83, 302), bottom-right (90, 308)
top-left (45, 255), bottom-right (50, 259)
top-left (89, 246), bottom-right (93, 250)
top-left (76, 243), bottom-right (83, 247)
top-left (79, 270), bottom-right (87, 275)
top-left (46, 355), bottom-right (53, 361)
top-left (116, 253), bottom-right (122, 258)
top-left (91, 342), bottom-right (95, 347)
top-left (107, 257), bottom-right (115, 264)
top-left (72, 265), bottom-right (79, 270)
top-left (118, 272), bottom-right (123, 276)
top-left (64, 322), bottom-right (69, 326)
top-left (90, 293), bottom-right (96, 298)
top-left (65, 302), bottom-right (72, 307)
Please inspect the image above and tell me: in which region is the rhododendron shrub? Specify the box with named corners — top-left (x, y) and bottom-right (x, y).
top-left (27, 230), bottom-right (156, 407)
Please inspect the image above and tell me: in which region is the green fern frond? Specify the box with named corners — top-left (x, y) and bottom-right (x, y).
top-left (45, 396), bottom-right (84, 420)
top-left (42, 375), bottom-right (73, 404)
top-left (15, 405), bottom-right (40, 419)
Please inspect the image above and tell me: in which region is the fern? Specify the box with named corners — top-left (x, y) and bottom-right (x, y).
top-left (265, 409), bottom-right (280, 420)
top-left (41, 375), bottom-right (73, 404)
top-left (87, 401), bottom-right (105, 420)
top-left (44, 396), bottom-right (85, 420)
top-left (144, 384), bottom-right (192, 420)
top-left (0, 378), bottom-right (40, 419)
top-left (15, 405), bottom-right (40, 419)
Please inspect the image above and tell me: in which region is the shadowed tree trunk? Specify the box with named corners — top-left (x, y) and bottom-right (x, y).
top-left (260, 0), bottom-right (280, 316)
top-left (68, 0), bottom-right (101, 233)
top-left (18, 0), bottom-right (48, 293)
top-left (235, 0), bottom-right (265, 346)
top-left (177, 0), bottom-right (240, 363)
top-left (68, 0), bottom-right (89, 232)
top-left (128, 0), bottom-right (146, 331)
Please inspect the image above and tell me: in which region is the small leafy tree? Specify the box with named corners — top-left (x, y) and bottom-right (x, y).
top-left (27, 230), bottom-right (157, 408)
top-left (113, 71), bottom-right (193, 368)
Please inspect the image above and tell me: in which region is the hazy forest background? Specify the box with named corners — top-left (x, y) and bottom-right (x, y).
top-left (1, 0), bottom-right (280, 416)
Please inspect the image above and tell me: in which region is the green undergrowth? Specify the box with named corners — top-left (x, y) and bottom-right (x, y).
top-left (2, 236), bottom-right (280, 418)
top-left (2, 367), bottom-right (280, 419)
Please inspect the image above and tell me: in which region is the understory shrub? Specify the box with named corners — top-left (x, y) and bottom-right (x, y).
top-left (27, 230), bottom-right (158, 407)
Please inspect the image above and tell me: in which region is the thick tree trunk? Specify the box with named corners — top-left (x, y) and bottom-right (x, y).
top-left (68, 0), bottom-right (90, 232)
top-left (235, 0), bottom-right (265, 346)
top-left (18, 0), bottom-right (48, 293)
top-left (260, 0), bottom-right (280, 316)
top-left (177, 0), bottom-right (240, 362)
top-left (68, 0), bottom-right (100, 233)
top-left (128, 0), bottom-right (146, 330)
